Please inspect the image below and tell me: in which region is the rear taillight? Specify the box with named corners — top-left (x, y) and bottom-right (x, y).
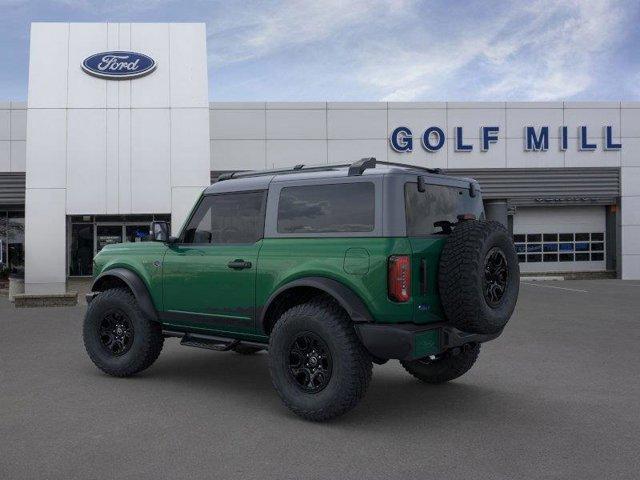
top-left (388, 255), bottom-right (411, 302)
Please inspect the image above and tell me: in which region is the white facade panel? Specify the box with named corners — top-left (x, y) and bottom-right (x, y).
top-left (106, 23), bottom-right (119, 108)
top-left (447, 138), bottom-right (506, 169)
top-left (130, 108), bottom-right (171, 212)
top-left (211, 140), bottom-right (266, 170)
top-left (171, 186), bottom-right (205, 235)
top-left (24, 188), bottom-right (67, 293)
top-left (387, 148), bottom-right (428, 168)
top-left (564, 107), bottom-right (620, 138)
top-left (10, 109), bottom-right (27, 141)
top-left (67, 23), bottom-right (108, 109)
top-left (105, 108), bottom-right (119, 213)
top-left (130, 23), bottom-right (171, 108)
top-left (266, 109), bottom-right (326, 140)
top-left (170, 108), bottom-right (211, 187)
top-left (0, 141), bottom-right (9, 171)
top-left (210, 109), bottom-right (265, 140)
top-left (621, 225), bottom-right (640, 255)
top-left (328, 139), bottom-right (389, 165)
top-left (327, 109), bottom-right (386, 139)
top-left (621, 166), bottom-right (640, 196)
top-left (11, 141), bottom-right (26, 172)
top-left (169, 23), bottom-right (209, 108)
top-left (621, 254), bottom-right (640, 280)
top-left (117, 23), bottom-right (132, 109)
top-left (0, 109), bottom-right (10, 140)
top-left (387, 108), bottom-right (447, 141)
top-left (621, 138), bottom-right (640, 166)
top-left (506, 108), bottom-right (563, 138)
top-left (117, 109), bottom-right (132, 213)
top-left (506, 138), bottom-right (565, 168)
top-left (564, 144), bottom-right (620, 168)
top-left (66, 109), bottom-right (107, 214)
top-left (447, 108), bottom-right (506, 140)
top-left (25, 109), bottom-right (67, 189)
top-left (27, 23), bottom-right (68, 108)
top-left (621, 108), bottom-right (640, 138)
top-left (267, 140), bottom-right (327, 168)
top-left (621, 196), bottom-right (640, 226)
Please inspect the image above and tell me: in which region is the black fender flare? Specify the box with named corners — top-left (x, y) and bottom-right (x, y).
top-left (91, 268), bottom-right (158, 322)
top-left (258, 277), bottom-right (373, 332)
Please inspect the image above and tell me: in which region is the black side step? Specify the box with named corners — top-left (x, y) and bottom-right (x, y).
top-left (164, 330), bottom-right (268, 352)
top-left (180, 333), bottom-right (239, 352)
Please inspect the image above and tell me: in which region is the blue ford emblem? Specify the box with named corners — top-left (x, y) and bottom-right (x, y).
top-left (82, 51), bottom-right (156, 80)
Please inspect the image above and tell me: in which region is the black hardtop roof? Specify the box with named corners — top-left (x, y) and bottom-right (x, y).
top-left (204, 158), bottom-right (477, 194)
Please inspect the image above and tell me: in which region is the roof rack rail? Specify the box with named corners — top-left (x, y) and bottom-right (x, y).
top-left (215, 159), bottom-right (443, 182)
top-left (217, 171), bottom-right (237, 181)
top-left (348, 157), bottom-right (377, 176)
top-left (216, 163), bottom-right (351, 181)
top-left (375, 160), bottom-right (442, 174)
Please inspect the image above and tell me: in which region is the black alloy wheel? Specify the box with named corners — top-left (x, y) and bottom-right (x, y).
top-left (99, 310), bottom-right (134, 356)
top-left (483, 247), bottom-right (508, 307)
top-left (287, 332), bottom-right (333, 394)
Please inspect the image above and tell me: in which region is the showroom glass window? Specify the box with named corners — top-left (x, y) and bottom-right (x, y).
top-left (0, 211), bottom-right (25, 277)
top-left (181, 191), bottom-right (266, 244)
top-left (277, 183), bottom-right (375, 234)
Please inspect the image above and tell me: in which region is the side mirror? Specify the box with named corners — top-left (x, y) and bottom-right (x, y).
top-left (150, 221), bottom-right (170, 242)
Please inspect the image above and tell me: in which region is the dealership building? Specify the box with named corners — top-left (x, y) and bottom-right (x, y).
top-left (1, 22), bottom-right (640, 295)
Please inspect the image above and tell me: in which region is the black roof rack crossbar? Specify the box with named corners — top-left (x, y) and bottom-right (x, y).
top-left (348, 157), bottom-right (377, 176)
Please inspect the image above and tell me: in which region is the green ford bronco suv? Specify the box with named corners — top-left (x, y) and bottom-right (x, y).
top-left (83, 158), bottom-right (519, 421)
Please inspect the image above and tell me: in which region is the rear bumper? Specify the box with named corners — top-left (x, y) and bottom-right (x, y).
top-left (354, 322), bottom-right (501, 361)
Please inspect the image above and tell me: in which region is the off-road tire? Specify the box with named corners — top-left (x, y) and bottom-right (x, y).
top-left (438, 220), bottom-right (519, 334)
top-left (83, 288), bottom-right (164, 377)
top-left (232, 344), bottom-right (264, 355)
top-left (401, 344), bottom-right (480, 384)
top-left (268, 298), bottom-right (373, 421)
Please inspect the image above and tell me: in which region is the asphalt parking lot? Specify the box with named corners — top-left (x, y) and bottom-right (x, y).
top-left (1, 280), bottom-right (639, 480)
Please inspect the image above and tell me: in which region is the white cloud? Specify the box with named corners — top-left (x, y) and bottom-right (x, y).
top-left (356, 0), bottom-right (627, 101)
top-left (208, 0), bottom-right (411, 66)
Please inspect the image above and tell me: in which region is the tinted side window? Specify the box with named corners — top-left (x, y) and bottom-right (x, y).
top-left (405, 183), bottom-right (478, 236)
top-left (182, 191), bottom-right (266, 244)
top-left (277, 183), bottom-right (375, 234)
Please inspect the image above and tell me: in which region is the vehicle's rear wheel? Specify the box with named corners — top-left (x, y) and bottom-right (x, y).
top-left (268, 298), bottom-right (372, 421)
top-left (83, 288), bottom-right (164, 377)
top-left (232, 344), bottom-right (264, 355)
top-left (401, 344), bottom-right (480, 384)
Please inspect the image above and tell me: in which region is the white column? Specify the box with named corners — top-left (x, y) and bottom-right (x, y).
top-left (620, 104), bottom-right (640, 279)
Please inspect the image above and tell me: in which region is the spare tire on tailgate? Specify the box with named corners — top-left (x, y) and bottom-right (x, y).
top-left (438, 220), bottom-right (519, 334)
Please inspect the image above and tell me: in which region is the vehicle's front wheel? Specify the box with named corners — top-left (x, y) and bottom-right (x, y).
top-left (83, 288), bottom-right (164, 377)
top-left (268, 298), bottom-right (372, 421)
top-left (401, 344), bottom-right (480, 384)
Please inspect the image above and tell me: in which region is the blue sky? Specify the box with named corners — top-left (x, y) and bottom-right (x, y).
top-left (1, 0), bottom-right (639, 101)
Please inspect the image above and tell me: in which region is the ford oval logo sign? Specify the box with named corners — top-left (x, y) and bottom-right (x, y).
top-left (82, 51), bottom-right (156, 80)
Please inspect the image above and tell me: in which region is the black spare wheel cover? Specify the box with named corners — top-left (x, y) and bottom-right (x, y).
top-left (438, 220), bottom-right (519, 334)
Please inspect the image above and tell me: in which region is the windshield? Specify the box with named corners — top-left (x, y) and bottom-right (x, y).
top-left (405, 182), bottom-right (484, 236)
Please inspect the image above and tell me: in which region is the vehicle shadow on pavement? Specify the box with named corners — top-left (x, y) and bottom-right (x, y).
top-left (95, 345), bottom-right (530, 427)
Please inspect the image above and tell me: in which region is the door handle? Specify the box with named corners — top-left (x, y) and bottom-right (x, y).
top-left (227, 259), bottom-right (252, 270)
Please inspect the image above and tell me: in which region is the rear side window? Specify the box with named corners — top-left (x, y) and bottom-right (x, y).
top-left (405, 183), bottom-right (481, 236)
top-left (277, 183), bottom-right (375, 234)
top-left (182, 191), bottom-right (266, 244)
